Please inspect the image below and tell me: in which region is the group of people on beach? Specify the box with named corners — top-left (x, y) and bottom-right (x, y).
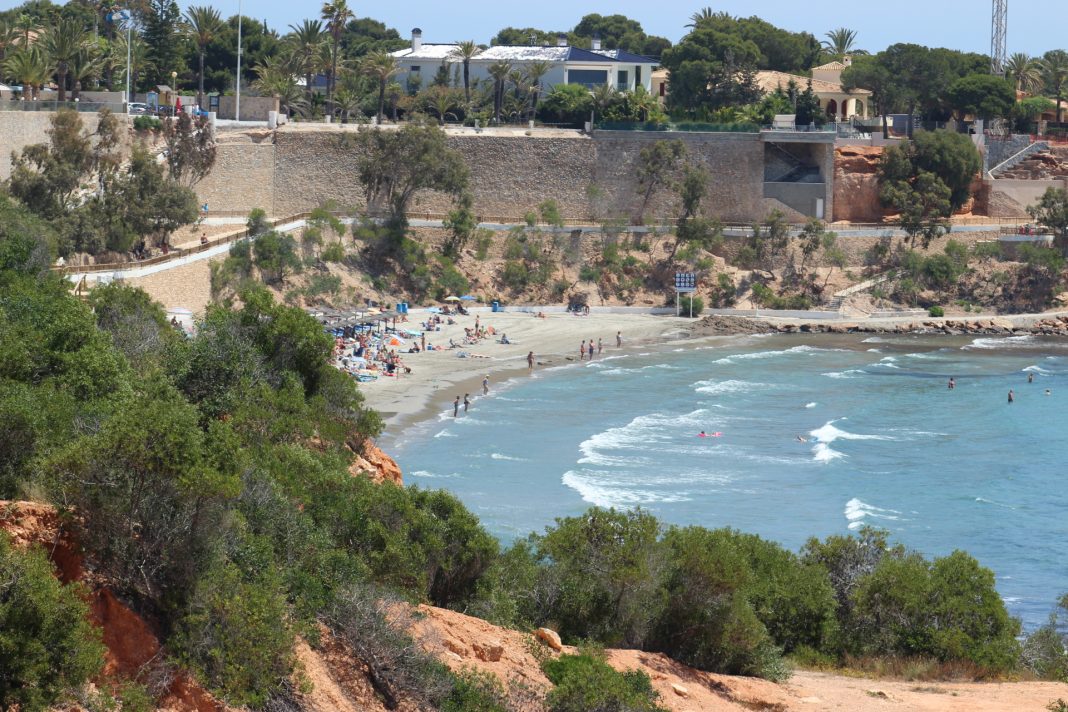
top-left (579, 332), bottom-right (623, 361)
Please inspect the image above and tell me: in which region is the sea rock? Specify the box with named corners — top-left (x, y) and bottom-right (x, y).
top-left (535, 628), bottom-right (562, 651)
top-left (348, 441), bottom-right (404, 485)
top-left (472, 640), bottom-right (504, 662)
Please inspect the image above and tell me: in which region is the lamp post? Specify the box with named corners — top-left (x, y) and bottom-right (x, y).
top-left (235, 0), bottom-right (242, 122)
top-left (171, 70), bottom-right (177, 112)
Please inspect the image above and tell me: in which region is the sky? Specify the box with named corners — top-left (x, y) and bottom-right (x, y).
top-left (3, 0), bottom-right (1065, 57)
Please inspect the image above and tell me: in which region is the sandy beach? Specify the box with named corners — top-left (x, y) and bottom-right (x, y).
top-left (354, 310), bottom-right (696, 429)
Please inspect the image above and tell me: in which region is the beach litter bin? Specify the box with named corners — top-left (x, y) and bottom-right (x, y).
top-left (492, 301), bottom-right (500, 313)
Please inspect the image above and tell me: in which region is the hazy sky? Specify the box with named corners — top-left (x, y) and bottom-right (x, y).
top-left (5, 0), bottom-right (1065, 57)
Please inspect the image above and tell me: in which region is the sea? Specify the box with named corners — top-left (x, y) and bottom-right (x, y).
top-left (385, 333), bottom-right (1068, 631)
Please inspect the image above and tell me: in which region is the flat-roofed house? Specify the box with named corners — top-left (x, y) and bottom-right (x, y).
top-left (390, 29), bottom-right (658, 94)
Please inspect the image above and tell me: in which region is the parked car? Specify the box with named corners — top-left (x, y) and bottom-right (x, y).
top-left (127, 102), bottom-right (148, 115)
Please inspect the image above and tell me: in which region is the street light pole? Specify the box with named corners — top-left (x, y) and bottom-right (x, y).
top-left (125, 20), bottom-right (131, 110)
top-left (235, 0), bottom-right (242, 122)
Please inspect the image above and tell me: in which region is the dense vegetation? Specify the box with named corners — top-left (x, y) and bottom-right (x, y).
top-left (2, 192), bottom-right (1068, 709)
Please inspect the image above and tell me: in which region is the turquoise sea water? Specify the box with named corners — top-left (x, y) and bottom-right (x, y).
top-left (385, 333), bottom-right (1068, 631)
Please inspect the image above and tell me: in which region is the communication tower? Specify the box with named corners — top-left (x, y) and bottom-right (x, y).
top-left (991, 0), bottom-right (1008, 75)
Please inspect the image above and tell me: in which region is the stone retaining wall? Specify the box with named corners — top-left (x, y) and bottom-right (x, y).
top-left (0, 111), bottom-right (100, 180)
top-left (198, 127), bottom-right (777, 224)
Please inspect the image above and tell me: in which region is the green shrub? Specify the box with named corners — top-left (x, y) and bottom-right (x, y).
top-left (538, 199), bottom-right (565, 228)
top-left (174, 562), bottom-right (295, 707)
top-left (320, 242), bottom-right (345, 262)
top-left (132, 115), bottom-right (161, 132)
top-left (441, 669), bottom-right (510, 712)
top-left (542, 648), bottom-right (665, 712)
top-left (974, 242), bottom-right (1003, 260)
top-left (303, 274), bottom-right (342, 299)
top-left (928, 306), bottom-right (945, 317)
top-left (579, 265), bottom-right (601, 282)
top-left (677, 294), bottom-right (704, 317)
top-left (246, 208), bottom-right (269, 236)
top-left (500, 260), bottom-right (529, 292)
top-left (0, 534), bottom-right (105, 712)
top-left (474, 230), bottom-right (494, 260)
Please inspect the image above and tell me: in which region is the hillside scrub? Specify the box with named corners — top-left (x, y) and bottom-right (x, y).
top-left (0, 238), bottom-right (1052, 708)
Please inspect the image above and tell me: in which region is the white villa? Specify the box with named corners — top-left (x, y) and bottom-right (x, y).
top-left (390, 29), bottom-right (658, 94)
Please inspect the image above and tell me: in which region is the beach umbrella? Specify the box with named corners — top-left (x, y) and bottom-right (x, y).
top-left (444, 296), bottom-right (461, 302)
top-left (459, 295), bottom-right (477, 301)
top-left (385, 336), bottom-right (406, 347)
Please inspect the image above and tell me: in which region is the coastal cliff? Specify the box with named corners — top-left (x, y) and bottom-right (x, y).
top-left (349, 440), bottom-right (404, 485)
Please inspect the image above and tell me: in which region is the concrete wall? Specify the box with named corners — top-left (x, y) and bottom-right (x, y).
top-left (216, 95), bottom-right (280, 121)
top-left (0, 111), bottom-right (100, 180)
top-left (194, 127), bottom-right (824, 224)
top-left (984, 178), bottom-right (1068, 217)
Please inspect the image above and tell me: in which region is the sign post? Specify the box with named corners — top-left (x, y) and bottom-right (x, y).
top-left (674, 272), bottom-right (696, 318)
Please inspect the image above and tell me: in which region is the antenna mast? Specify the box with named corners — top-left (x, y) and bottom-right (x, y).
top-left (991, 0), bottom-right (1008, 75)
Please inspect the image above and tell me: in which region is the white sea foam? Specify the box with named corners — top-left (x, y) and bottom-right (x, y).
top-left (822, 370), bottom-right (864, 379)
top-left (410, 470), bottom-right (459, 479)
top-left (844, 497), bottom-right (903, 529)
top-left (433, 430), bottom-right (457, 438)
top-left (578, 409), bottom-right (710, 466)
top-left (809, 419), bottom-right (891, 463)
top-left (490, 453), bottom-right (526, 462)
top-left (711, 344), bottom-right (844, 366)
top-left (1022, 365), bottom-right (1052, 374)
top-left (693, 379), bottom-right (772, 395)
top-left (805, 402), bottom-right (817, 408)
top-left (562, 471), bottom-right (692, 508)
top-left (600, 363), bottom-right (681, 376)
top-left (966, 335), bottom-right (1034, 350)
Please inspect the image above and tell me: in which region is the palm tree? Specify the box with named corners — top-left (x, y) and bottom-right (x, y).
top-left (1041, 50), bottom-right (1068, 123)
top-left (0, 20), bottom-right (18, 63)
top-left (40, 19), bottom-right (87, 102)
top-left (449, 40), bottom-right (479, 104)
top-left (15, 13), bottom-right (37, 46)
top-left (629, 85), bottom-right (656, 122)
top-left (425, 86), bottom-right (459, 125)
top-left (686, 8), bottom-right (716, 29)
top-left (385, 80), bottom-right (402, 121)
top-left (4, 47), bottom-right (50, 99)
top-left (115, 32), bottom-right (148, 95)
top-left (524, 60), bottom-right (551, 119)
top-left (1005, 53), bottom-right (1041, 94)
top-left (360, 50), bottom-right (399, 123)
top-left (321, 0), bottom-right (354, 118)
top-left (286, 19), bottom-right (325, 102)
top-left (822, 28), bottom-right (866, 60)
top-left (252, 55), bottom-right (306, 117)
top-left (69, 46), bottom-right (102, 100)
top-left (487, 60), bottom-right (511, 124)
top-left (183, 6), bottom-right (223, 108)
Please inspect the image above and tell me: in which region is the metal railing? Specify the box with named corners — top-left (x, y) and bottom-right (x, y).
top-left (0, 100), bottom-right (128, 113)
top-left (595, 120), bottom-right (759, 133)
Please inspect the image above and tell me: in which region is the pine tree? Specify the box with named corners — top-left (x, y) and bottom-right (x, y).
top-left (143, 0), bottom-right (183, 87)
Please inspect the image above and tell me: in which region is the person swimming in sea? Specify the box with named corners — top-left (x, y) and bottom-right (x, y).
top-left (948, 377), bottom-right (955, 390)
top-left (1028, 372), bottom-right (1034, 384)
top-left (796, 435), bottom-right (808, 443)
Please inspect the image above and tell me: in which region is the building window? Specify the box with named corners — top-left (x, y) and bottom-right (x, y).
top-left (568, 69), bottom-right (608, 89)
top-left (410, 66), bottom-right (421, 73)
top-left (659, 81), bottom-right (665, 97)
top-left (617, 70), bottom-right (629, 91)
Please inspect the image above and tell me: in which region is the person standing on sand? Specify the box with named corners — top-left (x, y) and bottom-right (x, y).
top-left (482, 375), bottom-right (490, 395)
top-left (616, 331), bottom-right (622, 348)
top-left (463, 394), bottom-right (471, 412)
top-left (527, 351), bottom-right (534, 370)
top-left (1008, 390), bottom-right (1015, 404)
top-left (453, 396), bottom-right (460, 417)
top-left (580, 340), bottom-right (586, 361)
top-left (421, 333), bottom-right (426, 352)
top-left (598, 338), bottom-right (603, 355)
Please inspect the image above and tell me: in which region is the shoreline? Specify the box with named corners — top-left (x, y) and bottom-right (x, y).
top-left (356, 311), bottom-right (697, 439)
top-left (364, 310), bottom-right (1068, 444)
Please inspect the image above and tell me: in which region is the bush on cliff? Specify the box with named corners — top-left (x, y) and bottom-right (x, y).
top-left (0, 534), bottom-right (105, 712)
top-left (542, 647), bottom-right (665, 712)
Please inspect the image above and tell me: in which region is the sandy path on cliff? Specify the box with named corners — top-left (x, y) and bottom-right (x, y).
top-left (353, 310), bottom-right (696, 427)
top-left (409, 604), bottom-right (1068, 712)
